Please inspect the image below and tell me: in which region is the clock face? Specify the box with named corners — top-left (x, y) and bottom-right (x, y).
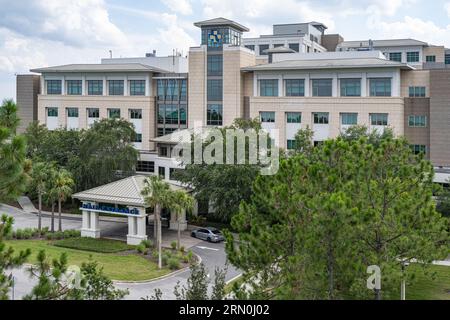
top-left (208, 30), bottom-right (223, 47)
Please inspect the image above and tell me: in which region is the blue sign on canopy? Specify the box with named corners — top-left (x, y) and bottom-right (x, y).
top-left (81, 203), bottom-right (140, 216)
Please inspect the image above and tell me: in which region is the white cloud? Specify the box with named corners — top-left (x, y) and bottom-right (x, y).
top-left (365, 0), bottom-right (416, 17)
top-left (162, 0), bottom-right (193, 15)
top-left (0, 0), bottom-right (126, 47)
top-left (376, 16), bottom-right (450, 47)
top-left (445, 2), bottom-right (450, 17)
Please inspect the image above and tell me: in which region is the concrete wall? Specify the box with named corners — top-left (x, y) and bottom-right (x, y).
top-left (403, 98), bottom-right (430, 159)
top-left (37, 95), bottom-right (155, 151)
top-left (188, 47), bottom-right (207, 127)
top-left (16, 74), bottom-right (41, 133)
top-left (423, 46), bottom-right (445, 63)
top-left (249, 96), bottom-right (405, 149)
top-left (430, 69), bottom-right (450, 167)
top-left (400, 69), bottom-right (430, 97)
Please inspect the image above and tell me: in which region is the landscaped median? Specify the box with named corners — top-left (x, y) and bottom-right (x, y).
top-left (5, 237), bottom-right (194, 282)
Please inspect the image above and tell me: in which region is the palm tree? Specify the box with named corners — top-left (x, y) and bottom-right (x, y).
top-left (141, 176), bottom-right (172, 269)
top-left (0, 99), bottom-right (20, 133)
top-left (170, 190), bottom-right (194, 250)
top-left (30, 162), bottom-right (51, 231)
top-left (53, 169), bottom-right (74, 232)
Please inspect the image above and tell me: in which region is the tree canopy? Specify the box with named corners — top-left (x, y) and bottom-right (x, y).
top-left (225, 134), bottom-right (449, 300)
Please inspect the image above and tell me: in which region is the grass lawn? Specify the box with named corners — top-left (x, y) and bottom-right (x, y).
top-left (54, 237), bottom-right (135, 253)
top-left (5, 239), bottom-right (171, 281)
top-left (405, 264), bottom-right (450, 300)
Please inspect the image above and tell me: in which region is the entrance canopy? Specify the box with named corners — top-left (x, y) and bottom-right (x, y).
top-left (73, 175), bottom-right (190, 245)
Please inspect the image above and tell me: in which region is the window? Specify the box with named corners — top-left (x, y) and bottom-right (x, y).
top-left (180, 106), bottom-right (187, 125)
top-left (287, 140), bottom-right (297, 150)
top-left (341, 113), bottom-right (358, 125)
top-left (285, 79), bottom-right (305, 97)
top-left (67, 80), bottom-right (82, 95)
top-left (289, 43), bottom-right (300, 52)
top-left (407, 52), bottom-right (420, 63)
top-left (446, 54), bottom-right (450, 65)
top-left (88, 80), bottom-right (103, 95)
top-left (273, 43), bottom-right (284, 48)
top-left (87, 108), bottom-right (99, 118)
top-left (259, 44), bottom-right (269, 55)
top-left (130, 80), bottom-right (146, 96)
top-left (260, 112), bottom-right (275, 123)
top-left (130, 109), bottom-right (142, 119)
top-left (159, 146), bottom-right (169, 157)
top-left (369, 78), bottom-right (391, 97)
top-left (340, 79), bottom-right (361, 97)
top-left (410, 145), bottom-right (427, 155)
top-left (157, 128), bottom-right (164, 137)
top-left (207, 79), bottom-right (223, 101)
top-left (286, 112), bottom-right (301, 123)
top-left (180, 80), bottom-right (187, 101)
top-left (409, 86), bottom-right (426, 97)
top-left (108, 108), bottom-right (121, 119)
top-left (312, 79), bottom-right (332, 97)
top-left (158, 105), bottom-right (165, 124)
top-left (426, 55), bottom-right (436, 63)
top-left (47, 108), bottom-right (58, 117)
top-left (408, 115), bottom-right (427, 127)
top-left (166, 79), bottom-right (179, 101)
top-left (245, 45), bottom-right (255, 51)
top-left (67, 108), bottom-right (78, 118)
top-left (370, 113), bottom-right (388, 126)
top-left (207, 104), bottom-right (223, 126)
top-left (46, 80), bottom-right (62, 95)
top-left (165, 105), bottom-right (179, 124)
top-left (157, 80), bottom-right (166, 100)
top-left (136, 161), bottom-right (154, 173)
top-left (259, 79), bottom-right (278, 97)
top-left (313, 112), bottom-right (329, 124)
top-left (389, 52), bottom-right (402, 62)
top-left (134, 133), bottom-right (143, 143)
top-left (108, 80), bottom-right (124, 96)
top-left (158, 167), bottom-right (166, 178)
top-left (207, 55), bottom-right (223, 76)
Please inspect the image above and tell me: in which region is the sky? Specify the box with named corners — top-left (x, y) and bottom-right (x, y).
top-left (1, 0), bottom-right (450, 100)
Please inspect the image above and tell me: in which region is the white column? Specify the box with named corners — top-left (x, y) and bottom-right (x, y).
top-left (278, 75), bottom-right (283, 97)
top-left (124, 76), bottom-right (129, 96)
top-left (103, 76), bottom-right (107, 96)
top-left (146, 74), bottom-right (151, 96)
top-left (361, 73), bottom-right (368, 97)
top-left (304, 74), bottom-right (310, 97)
top-left (332, 73), bottom-right (338, 97)
top-left (61, 76), bottom-right (66, 96)
top-left (81, 211), bottom-right (90, 230)
top-left (40, 77), bottom-right (45, 95)
top-left (253, 73), bottom-right (258, 97)
top-left (169, 209), bottom-right (187, 231)
top-left (89, 212), bottom-right (100, 238)
top-left (126, 208), bottom-right (148, 245)
top-left (82, 75), bottom-right (86, 96)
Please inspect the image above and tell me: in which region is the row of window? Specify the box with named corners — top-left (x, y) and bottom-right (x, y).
top-left (262, 111), bottom-right (428, 128)
top-left (260, 111), bottom-right (389, 126)
top-left (157, 105), bottom-right (187, 125)
top-left (388, 51), bottom-right (420, 63)
top-left (47, 107), bottom-right (143, 119)
top-left (259, 78), bottom-right (393, 97)
top-left (157, 79), bottom-right (187, 101)
top-left (46, 80), bottom-right (146, 96)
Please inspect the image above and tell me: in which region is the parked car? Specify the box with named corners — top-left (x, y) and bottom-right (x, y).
top-left (191, 227), bottom-right (225, 243)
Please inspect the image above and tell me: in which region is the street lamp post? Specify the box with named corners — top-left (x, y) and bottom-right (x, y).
top-left (401, 261), bottom-right (410, 301)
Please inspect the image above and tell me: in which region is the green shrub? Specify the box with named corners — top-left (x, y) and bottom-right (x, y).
top-left (170, 241), bottom-right (177, 250)
top-left (180, 246), bottom-right (185, 253)
top-left (182, 255), bottom-right (190, 264)
top-left (46, 233), bottom-right (55, 240)
top-left (15, 229), bottom-right (23, 239)
top-left (140, 239), bottom-right (152, 248)
top-left (168, 257), bottom-right (180, 270)
top-left (162, 254), bottom-right (170, 266)
top-left (187, 250), bottom-right (194, 263)
top-left (137, 244), bottom-right (148, 255)
top-left (152, 251), bottom-right (159, 260)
